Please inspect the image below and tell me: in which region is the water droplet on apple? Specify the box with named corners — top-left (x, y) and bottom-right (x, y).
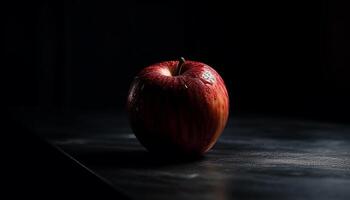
top-left (201, 70), bottom-right (216, 85)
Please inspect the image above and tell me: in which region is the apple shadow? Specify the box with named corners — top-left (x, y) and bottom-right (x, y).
top-left (70, 149), bottom-right (204, 169)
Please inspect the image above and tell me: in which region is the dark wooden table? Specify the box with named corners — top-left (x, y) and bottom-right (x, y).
top-left (21, 111), bottom-right (350, 200)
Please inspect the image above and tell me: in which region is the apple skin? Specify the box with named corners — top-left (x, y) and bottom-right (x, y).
top-left (127, 59), bottom-right (229, 157)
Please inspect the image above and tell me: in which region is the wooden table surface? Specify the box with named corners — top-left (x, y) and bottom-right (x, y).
top-left (23, 111), bottom-right (350, 200)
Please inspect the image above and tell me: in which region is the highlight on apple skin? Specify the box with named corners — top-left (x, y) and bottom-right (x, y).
top-left (127, 57), bottom-right (229, 157)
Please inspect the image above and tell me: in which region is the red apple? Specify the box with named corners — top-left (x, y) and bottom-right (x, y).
top-left (127, 58), bottom-right (229, 156)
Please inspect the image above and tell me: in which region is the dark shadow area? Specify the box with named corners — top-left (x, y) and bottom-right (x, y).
top-left (3, 113), bottom-right (130, 199)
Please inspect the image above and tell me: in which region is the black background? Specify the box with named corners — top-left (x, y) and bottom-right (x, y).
top-left (3, 1), bottom-right (350, 198)
top-left (4, 0), bottom-right (350, 122)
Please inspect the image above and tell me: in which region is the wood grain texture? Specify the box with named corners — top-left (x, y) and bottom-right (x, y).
top-left (24, 111), bottom-right (350, 200)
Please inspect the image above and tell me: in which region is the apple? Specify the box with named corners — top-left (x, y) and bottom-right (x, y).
top-left (127, 57), bottom-right (229, 157)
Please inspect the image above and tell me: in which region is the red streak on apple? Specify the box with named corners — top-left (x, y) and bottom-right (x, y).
top-left (127, 58), bottom-right (229, 156)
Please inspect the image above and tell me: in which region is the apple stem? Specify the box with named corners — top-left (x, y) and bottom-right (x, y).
top-left (176, 57), bottom-right (186, 76)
